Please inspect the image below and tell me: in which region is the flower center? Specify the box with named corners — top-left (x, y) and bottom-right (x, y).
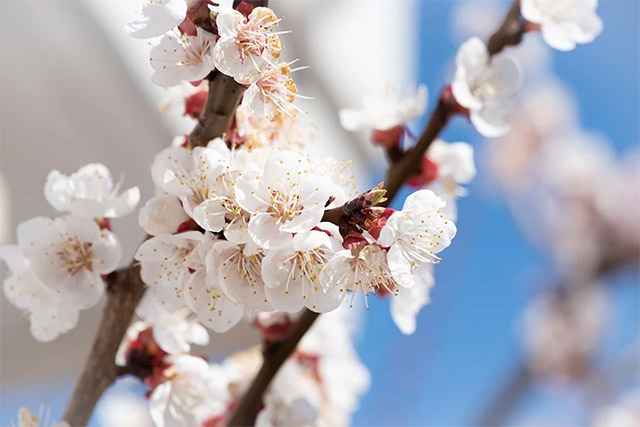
top-left (57, 237), bottom-right (93, 275)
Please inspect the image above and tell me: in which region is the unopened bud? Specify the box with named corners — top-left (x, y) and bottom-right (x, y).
top-left (371, 126), bottom-right (404, 148)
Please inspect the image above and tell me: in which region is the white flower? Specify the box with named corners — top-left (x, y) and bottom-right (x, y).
top-left (213, 7), bottom-right (284, 83)
top-left (390, 263), bottom-right (434, 335)
top-left (235, 150), bottom-right (332, 249)
top-left (424, 139), bottom-right (476, 221)
top-left (184, 235), bottom-right (245, 332)
top-left (207, 240), bottom-right (272, 312)
top-left (45, 164), bottom-right (140, 218)
top-left (262, 230), bottom-right (344, 313)
top-left (377, 190), bottom-right (456, 288)
top-left (452, 37), bottom-right (522, 137)
top-left (191, 149), bottom-right (253, 243)
top-left (150, 28), bottom-right (216, 87)
top-left (151, 143), bottom-right (229, 218)
top-left (138, 194), bottom-right (190, 236)
top-left (1, 246), bottom-right (79, 342)
top-left (136, 292), bottom-right (209, 354)
top-left (126, 0), bottom-right (188, 39)
top-left (16, 215), bottom-right (122, 309)
top-left (321, 244), bottom-right (397, 307)
top-left (242, 62), bottom-right (310, 120)
top-left (150, 355), bottom-right (230, 427)
top-left (134, 231), bottom-right (204, 310)
top-left (521, 0), bottom-right (603, 51)
top-left (339, 84), bottom-right (428, 131)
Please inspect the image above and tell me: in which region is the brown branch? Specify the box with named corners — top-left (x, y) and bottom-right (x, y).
top-left (62, 265), bottom-right (146, 426)
top-left (189, 72), bottom-right (246, 147)
top-left (228, 309), bottom-right (320, 426)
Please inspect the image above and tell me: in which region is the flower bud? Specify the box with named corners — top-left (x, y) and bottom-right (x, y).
top-left (406, 156), bottom-right (439, 187)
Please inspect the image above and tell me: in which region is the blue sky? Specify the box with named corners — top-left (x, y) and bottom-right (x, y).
top-left (352, 1), bottom-right (639, 426)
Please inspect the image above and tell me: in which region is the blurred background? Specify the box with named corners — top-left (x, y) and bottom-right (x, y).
top-left (1, 0), bottom-right (638, 426)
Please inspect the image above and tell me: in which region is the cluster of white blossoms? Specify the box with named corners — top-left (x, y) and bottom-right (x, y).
top-left (133, 0), bottom-right (308, 122)
top-left (120, 307), bottom-right (369, 427)
top-left (134, 136), bottom-right (457, 335)
top-left (1, 164), bottom-right (139, 341)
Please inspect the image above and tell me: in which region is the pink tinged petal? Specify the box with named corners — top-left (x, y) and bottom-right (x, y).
top-left (248, 213), bottom-right (293, 250)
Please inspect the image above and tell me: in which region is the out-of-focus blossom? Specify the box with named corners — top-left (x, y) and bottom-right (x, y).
top-left (16, 215), bottom-right (121, 309)
top-left (14, 406), bottom-right (68, 427)
top-left (135, 292), bottom-right (209, 355)
top-left (1, 246), bottom-right (79, 342)
top-left (594, 392), bottom-right (640, 427)
top-left (339, 84), bottom-right (428, 134)
top-left (126, 0), bottom-right (188, 39)
top-left (150, 28), bottom-right (215, 87)
top-left (45, 164), bottom-right (140, 219)
top-left (521, 0), bottom-right (603, 51)
top-left (452, 37), bottom-right (522, 137)
top-left (96, 389), bottom-right (153, 427)
top-left (149, 355), bottom-right (230, 427)
top-left (521, 284), bottom-right (607, 380)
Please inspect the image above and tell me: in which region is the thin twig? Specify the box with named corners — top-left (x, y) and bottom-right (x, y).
top-left (228, 309), bottom-right (320, 426)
